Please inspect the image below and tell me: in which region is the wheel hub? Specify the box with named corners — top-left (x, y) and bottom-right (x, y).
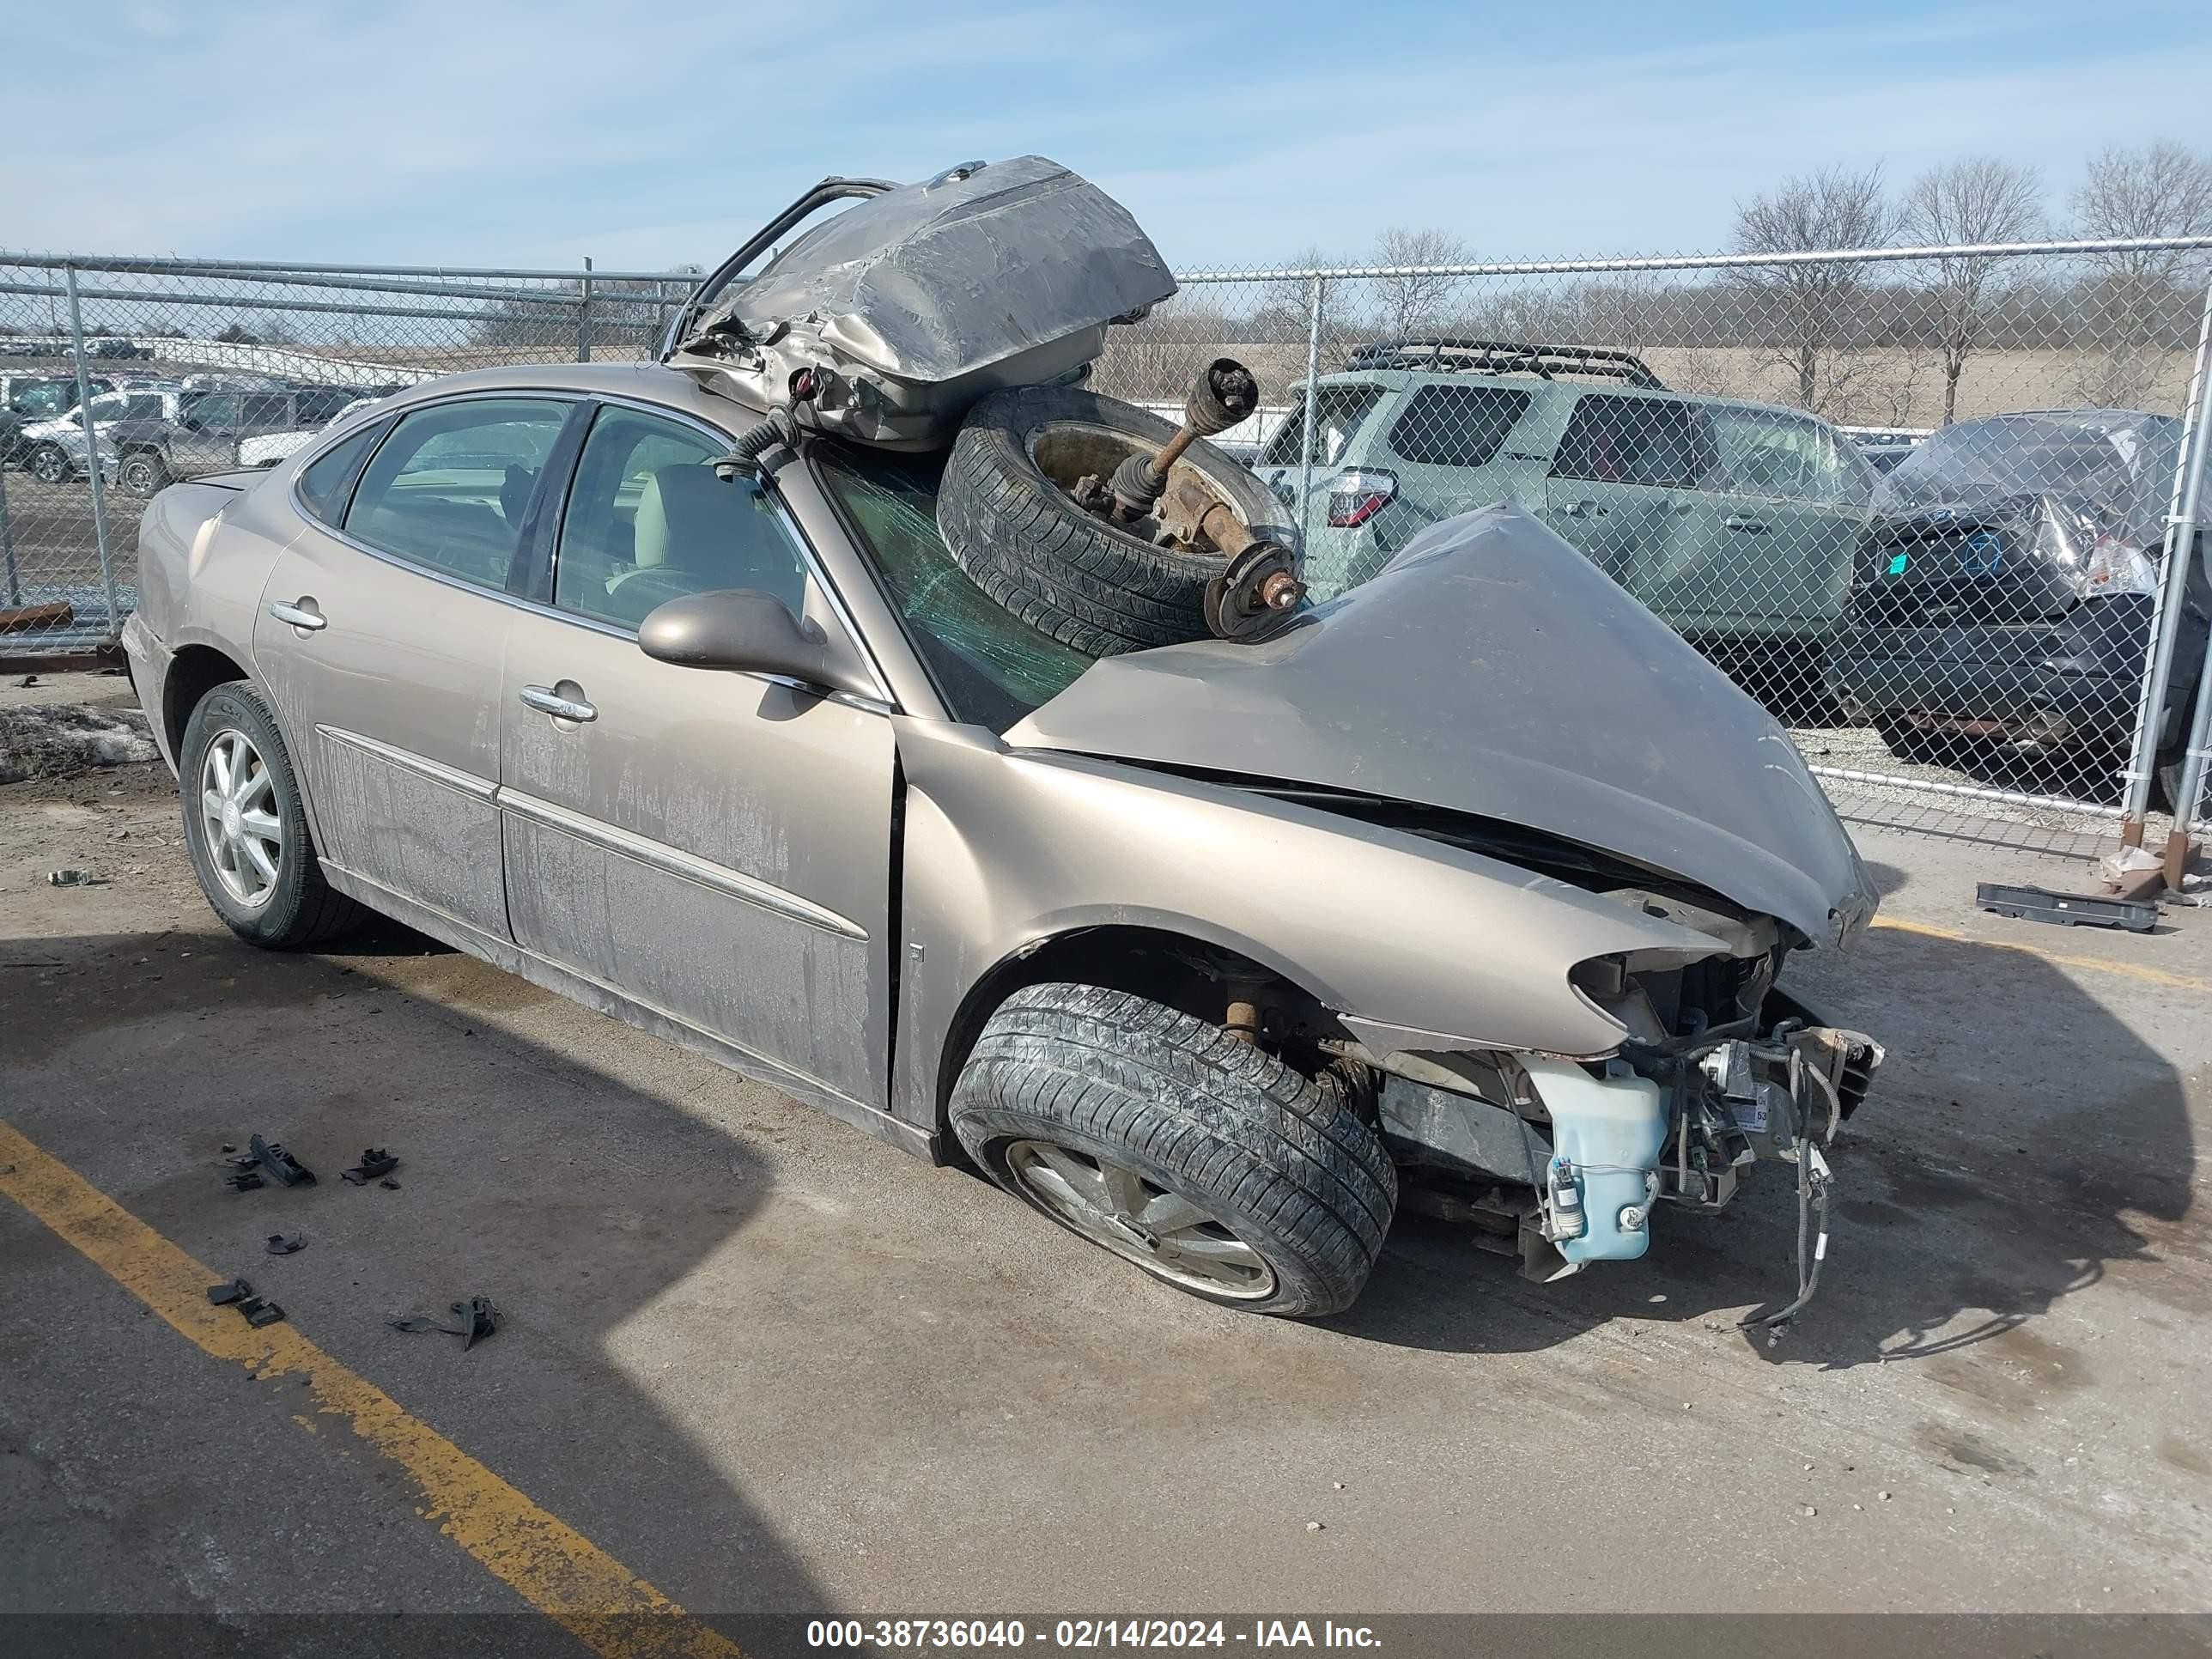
top-left (1002, 1138), bottom-right (1277, 1300)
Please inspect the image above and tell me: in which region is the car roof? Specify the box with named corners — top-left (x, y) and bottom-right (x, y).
top-left (370, 361), bottom-right (761, 426)
top-left (1312, 366), bottom-right (1840, 424)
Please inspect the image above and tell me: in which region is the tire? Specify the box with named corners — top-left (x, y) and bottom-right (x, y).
top-left (950, 982), bottom-right (1396, 1318)
top-left (937, 385), bottom-right (1292, 657)
top-left (179, 680), bottom-right (364, 948)
top-left (118, 450), bottom-right (169, 498)
top-left (27, 443), bottom-right (70, 485)
top-left (1875, 715), bottom-right (1950, 766)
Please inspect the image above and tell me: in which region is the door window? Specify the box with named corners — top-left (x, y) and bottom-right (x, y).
top-left (343, 398), bottom-right (567, 586)
top-left (1386, 385), bottom-right (1533, 468)
top-left (552, 406), bottom-right (810, 629)
top-left (1707, 408), bottom-right (1870, 506)
top-left (1551, 394), bottom-right (1717, 489)
top-left (185, 394), bottom-right (240, 430)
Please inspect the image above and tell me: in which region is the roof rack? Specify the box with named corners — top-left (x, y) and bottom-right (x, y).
top-left (1345, 337), bottom-right (1665, 390)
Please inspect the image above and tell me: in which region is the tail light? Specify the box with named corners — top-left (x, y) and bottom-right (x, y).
top-left (2079, 532), bottom-right (2159, 599)
top-left (1325, 467), bottom-right (1397, 529)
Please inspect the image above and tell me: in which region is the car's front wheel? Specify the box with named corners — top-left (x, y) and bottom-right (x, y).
top-left (27, 443), bottom-right (70, 485)
top-left (950, 982), bottom-right (1396, 1317)
top-left (118, 450), bottom-right (169, 497)
top-left (179, 681), bottom-right (362, 948)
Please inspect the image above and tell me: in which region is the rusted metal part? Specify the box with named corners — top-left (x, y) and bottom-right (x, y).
top-left (1109, 359), bottom-right (1259, 521)
top-left (1203, 539), bottom-right (1305, 643)
top-left (0, 602), bottom-right (76, 633)
top-left (1224, 999), bottom-right (1261, 1044)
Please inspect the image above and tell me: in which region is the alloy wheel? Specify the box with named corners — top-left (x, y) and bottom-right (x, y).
top-left (198, 728), bottom-right (283, 908)
top-left (1003, 1138), bottom-right (1277, 1299)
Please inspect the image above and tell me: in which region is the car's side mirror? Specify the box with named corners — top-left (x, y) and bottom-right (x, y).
top-left (637, 588), bottom-right (866, 696)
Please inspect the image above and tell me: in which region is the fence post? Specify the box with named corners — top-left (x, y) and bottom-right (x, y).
top-left (2118, 272), bottom-right (2212, 847)
top-left (0, 462), bottom-right (19, 609)
top-left (62, 263), bottom-right (122, 641)
top-left (1296, 274), bottom-right (1327, 553)
top-left (577, 257), bottom-right (593, 363)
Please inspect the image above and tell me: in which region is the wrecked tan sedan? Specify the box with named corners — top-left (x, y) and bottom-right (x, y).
top-left (122, 165), bottom-right (1881, 1325)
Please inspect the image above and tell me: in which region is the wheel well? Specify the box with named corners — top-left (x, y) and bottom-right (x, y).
top-left (932, 925), bottom-right (1339, 1129)
top-left (163, 644), bottom-right (250, 759)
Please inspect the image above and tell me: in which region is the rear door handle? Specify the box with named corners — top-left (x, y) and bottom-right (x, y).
top-left (1724, 515), bottom-right (1770, 534)
top-left (267, 599), bottom-right (325, 632)
top-left (1563, 501), bottom-right (1608, 519)
top-left (520, 684), bottom-right (597, 724)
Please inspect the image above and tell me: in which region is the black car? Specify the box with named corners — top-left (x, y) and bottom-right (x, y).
top-left (1826, 410), bottom-right (2206, 799)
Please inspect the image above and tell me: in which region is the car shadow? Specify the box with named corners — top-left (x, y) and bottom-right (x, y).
top-left (1321, 859), bottom-right (2201, 1373)
top-left (0, 919), bottom-right (833, 1647)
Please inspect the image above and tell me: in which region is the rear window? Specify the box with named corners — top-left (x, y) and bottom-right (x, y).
top-left (1261, 383), bottom-right (1384, 468)
top-left (298, 422), bottom-right (383, 525)
top-left (1386, 384), bottom-right (1532, 468)
top-left (1551, 393), bottom-right (1717, 489)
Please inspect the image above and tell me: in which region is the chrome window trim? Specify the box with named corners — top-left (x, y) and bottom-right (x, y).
top-left (285, 384), bottom-right (898, 714)
top-left (498, 787), bottom-right (867, 941)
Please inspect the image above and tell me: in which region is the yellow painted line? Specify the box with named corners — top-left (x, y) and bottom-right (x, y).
top-left (0, 1121), bottom-right (743, 1659)
top-left (1870, 915), bottom-right (2212, 994)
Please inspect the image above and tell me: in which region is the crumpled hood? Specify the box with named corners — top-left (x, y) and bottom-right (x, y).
top-left (1007, 504), bottom-right (1876, 948)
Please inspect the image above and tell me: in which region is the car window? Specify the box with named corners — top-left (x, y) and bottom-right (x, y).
top-left (10, 381), bottom-right (73, 417)
top-left (82, 394), bottom-right (127, 422)
top-left (551, 406), bottom-right (810, 630)
top-left (297, 423), bottom-right (384, 526)
top-left (1261, 383), bottom-right (1385, 467)
top-left (188, 394), bottom-right (240, 428)
top-left (240, 394), bottom-right (291, 428)
top-left (343, 398), bottom-right (567, 586)
top-left (1707, 408), bottom-right (1871, 506)
top-left (1551, 393), bottom-right (1718, 489)
top-left (1386, 385), bottom-right (1533, 468)
top-left (815, 442), bottom-right (1093, 732)
top-left (125, 394), bottom-right (167, 421)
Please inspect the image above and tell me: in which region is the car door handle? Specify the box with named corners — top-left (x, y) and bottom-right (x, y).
top-left (267, 599), bottom-right (325, 632)
top-left (1724, 515), bottom-right (1770, 534)
top-left (1562, 501), bottom-right (1608, 518)
top-left (519, 684), bottom-right (597, 723)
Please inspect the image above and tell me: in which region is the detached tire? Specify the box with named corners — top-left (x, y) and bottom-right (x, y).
top-left (938, 385), bottom-right (1291, 656)
top-left (950, 983), bottom-right (1395, 1318)
top-left (179, 681), bottom-right (363, 949)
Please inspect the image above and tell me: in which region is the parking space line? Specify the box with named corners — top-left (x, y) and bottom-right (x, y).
top-left (0, 1121), bottom-right (744, 1659)
top-left (1869, 915), bottom-right (2212, 993)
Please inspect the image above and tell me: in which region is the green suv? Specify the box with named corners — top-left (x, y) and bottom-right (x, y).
top-left (1259, 340), bottom-right (1880, 675)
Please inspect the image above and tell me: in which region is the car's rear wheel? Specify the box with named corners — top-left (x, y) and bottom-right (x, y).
top-left (949, 982), bottom-right (1395, 1317)
top-left (118, 450), bottom-right (169, 497)
top-left (27, 443), bottom-right (70, 485)
top-left (179, 681), bottom-right (362, 949)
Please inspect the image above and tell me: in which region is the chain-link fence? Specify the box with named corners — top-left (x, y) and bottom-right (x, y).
top-left (3, 237), bottom-right (2209, 842)
top-left (0, 252), bottom-right (684, 657)
top-left (1091, 236), bottom-right (2212, 838)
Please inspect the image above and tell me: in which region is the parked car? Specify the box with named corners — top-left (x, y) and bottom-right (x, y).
top-left (1257, 339), bottom-right (1881, 676)
top-left (1, 373), bottom-right (111, 465)
top-left (19, 385), bottom-right (349, 494)
top-left (1846, 428), bottom-right (1927, 476)
top-left (122, 159), bottom-right (1881, 1323)
top-left (238, 395), bottom-right (392, 468)
top-left (1826, 409), bottom-right (2204, 799)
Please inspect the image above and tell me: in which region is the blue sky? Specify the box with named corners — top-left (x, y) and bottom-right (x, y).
top-left (3, 0), bottom-right (2209, 272)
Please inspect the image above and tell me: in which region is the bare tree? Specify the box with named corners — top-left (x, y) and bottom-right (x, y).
top-left (1729, 164), bottom-right (1893, 413)
top-left (1367, 227), bottom-right (1473, 340)
top-left (1901, 158), bottom-right (2045, 425)
top-left (2069, 141), bottom-right (2212, 282)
